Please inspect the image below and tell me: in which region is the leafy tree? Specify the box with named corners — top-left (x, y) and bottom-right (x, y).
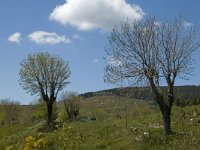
top-left (19, 52), bottom-right (70, 127)
top-left (105, 17), bottom-right (200, 134)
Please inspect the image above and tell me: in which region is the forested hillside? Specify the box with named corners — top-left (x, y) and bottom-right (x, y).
top-left (81, 85), bottom-right (200, 106)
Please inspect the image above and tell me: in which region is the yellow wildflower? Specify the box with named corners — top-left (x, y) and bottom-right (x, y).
top-left (6, 145), bottom-right (13, 150)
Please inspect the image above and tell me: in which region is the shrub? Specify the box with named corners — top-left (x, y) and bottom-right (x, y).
top-left (23, 133), bottom-right (53, 150)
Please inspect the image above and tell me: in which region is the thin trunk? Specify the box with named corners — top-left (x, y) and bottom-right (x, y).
top-left (71, 112), bottom-right (75, 121)
top-left (66, 109), bottom-right (71, 120)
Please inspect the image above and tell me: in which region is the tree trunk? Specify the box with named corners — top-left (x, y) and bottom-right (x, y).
top-left (148, 77), bottom-right (174, 134)
top-left (47, 102), bottom-right (53, 127)
top-left (71, 112), bottom-right (75, 121)
top-left (154, 93), bottom-right (173, 134)
top-left (161, 106), bottom-right (172, 134)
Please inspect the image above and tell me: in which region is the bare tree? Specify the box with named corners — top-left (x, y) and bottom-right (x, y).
top-left (104, 17), bottom-right (200, 134)
top-left (62, 92), bottom-right (80, 121)
top-left (19, 52), bottom-right (70, 127)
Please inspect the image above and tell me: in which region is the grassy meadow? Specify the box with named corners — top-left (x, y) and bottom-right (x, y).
top-left (0, 95), bottom-right (200, 150)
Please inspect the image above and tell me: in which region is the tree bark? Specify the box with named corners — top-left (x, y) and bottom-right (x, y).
top-left (70, 112), bottom-right (75, 121)
top-left (161, 106), bottom-right (172, 134)
top-left (148, 77), bottom-right (173, 134)
top-left (163, 84), bottom-right (174, 134)
top-left (47, 102), bottom-right (53, 127)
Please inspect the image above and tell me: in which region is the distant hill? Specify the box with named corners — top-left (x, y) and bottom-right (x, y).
top-left (81, 85), bottom-right (200, 106)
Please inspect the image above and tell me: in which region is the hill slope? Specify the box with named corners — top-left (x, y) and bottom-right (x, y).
top-left (81, 85), bottom-right (200, 106)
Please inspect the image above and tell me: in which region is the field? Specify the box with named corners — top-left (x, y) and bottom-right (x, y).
top-left (0, 95), bottom-right (200, 150)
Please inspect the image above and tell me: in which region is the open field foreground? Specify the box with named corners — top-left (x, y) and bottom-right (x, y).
top-left (0, 95), bottom-right (200, 150)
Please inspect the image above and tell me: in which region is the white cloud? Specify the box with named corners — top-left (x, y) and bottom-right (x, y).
top-left (8, 32), bottom-right (21, 44)
top-left (99, 30), bottom-right (109, 35)
top-left (72, 34), bottom-right (84, 40)
top-left (183, 21), bottom-right (193, 28)
top-left (49, 0), bottom-right (145, 31)
top-left (28, 31), bottom-right (70, 45)
top-left (93, 59), bottom-right (100, 63)
top-left (154, 21), bottom-right (161, 27)
top-left (107, 56), bottom-right (122, 66)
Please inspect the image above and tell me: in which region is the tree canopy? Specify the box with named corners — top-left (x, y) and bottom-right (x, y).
top-left (105, 17), bottom-right (199, 86)
top-left (19, 52), bottom-right (71, 126)
top-left (19, 52), bottom-right (70, 102)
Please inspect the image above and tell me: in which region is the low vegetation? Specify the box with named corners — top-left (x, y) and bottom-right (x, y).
top-left (0, 93), bottom-right (200, 149)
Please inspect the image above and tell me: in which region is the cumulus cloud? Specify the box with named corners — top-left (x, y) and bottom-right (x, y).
top-left (8, 32), bottom-right (21, 44)
top-left (28, 31), bottom-right (70, 45)
top-left (49, 0), bottom-right (145, 31)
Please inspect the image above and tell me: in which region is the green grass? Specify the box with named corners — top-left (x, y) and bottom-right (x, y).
top-left (1, 95), bottom-right (200, 149)
top-left (0, 124), bottom-right (33, 149)
top-left (0, 125), bottom-right (30, 139)
top-left (53, 111), bottom-right (200, 150)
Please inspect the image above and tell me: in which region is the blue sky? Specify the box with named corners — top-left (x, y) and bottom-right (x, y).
top-left (0, 0), bottom-right (200, 104)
